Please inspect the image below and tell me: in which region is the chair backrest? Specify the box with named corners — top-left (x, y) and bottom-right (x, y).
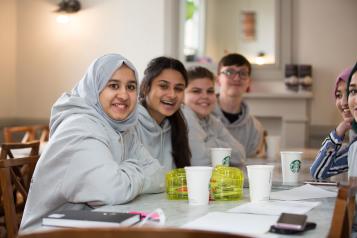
top-left (18, 227), bottom-right (252, 238)
top-left (256, 130), bottom-right (267, 158)
top-left (328, 177), bottom-right (357, 238)
top-left (32, 125), bottom-right (49, 143)
top-left (3, 125), bottom-right (49, 143)
top-left (0, 141), bottom-right (40, 238)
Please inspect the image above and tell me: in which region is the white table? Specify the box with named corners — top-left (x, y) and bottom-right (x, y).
top-left (95, 190), bottom-right (335, 237)
top-left (95, 158), bottom-right (339, 237)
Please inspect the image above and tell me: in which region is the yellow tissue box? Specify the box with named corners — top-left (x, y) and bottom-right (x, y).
top-left (165, 168), bottom-right (188, 200)
top-left (165, 166), bottom-right (244, 201)
top-left (210, 166), bottom-right (244, 201)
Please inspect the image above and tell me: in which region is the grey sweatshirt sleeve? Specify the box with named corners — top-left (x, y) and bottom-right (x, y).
top-left (60, 137), bottom-right (146, 206)
top-left (210, 115), bottom-right (246, 167)
top-left (183, 108), bottom-right (212, 166)
top-left (184, 107), bottom-right (245, 167)
top-left (133, 144), bottom-right (165, 194)
top-left (126, 128), bottom-right (165, 194)
top-left (246, 116), bottom-right (264, 157)
top-left (188, 124), bottom-right (212, 166)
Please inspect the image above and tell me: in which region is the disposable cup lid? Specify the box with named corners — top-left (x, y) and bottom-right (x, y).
top-left (184, 166), bottom-right (213, 171)
top-left (210, 148), bottom-right (232, 151)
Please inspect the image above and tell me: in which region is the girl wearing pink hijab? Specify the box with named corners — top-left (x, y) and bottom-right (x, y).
top-left (310, 67), bottom-right (354, 179)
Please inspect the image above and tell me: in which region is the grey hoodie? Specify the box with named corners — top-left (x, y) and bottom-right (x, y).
top-left (135, 104), bottom-right (175, 172)
top-left (348, 141), bottom-right (357, 177)
top-left (20, 54), bottom-right (165, 233)
top-left (182, 106), bottom-right (246, 167)
top-left (212, 100), bottom-right (264, 157)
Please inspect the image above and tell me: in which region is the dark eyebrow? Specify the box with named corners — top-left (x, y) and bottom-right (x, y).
top-left (175, 83), bottom-right (186, 87)
top-left (108, 79), bottom-right (119, 83)
top-left (108, 79), bottom-right (137, 85)
top-left (158, 80), bottom-right (185, 87)
top-left (127, 80), bottom-right (137, 85)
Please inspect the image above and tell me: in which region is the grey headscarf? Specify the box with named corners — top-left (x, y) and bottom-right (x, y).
top-left (72, 53), bottom-right (139, 133)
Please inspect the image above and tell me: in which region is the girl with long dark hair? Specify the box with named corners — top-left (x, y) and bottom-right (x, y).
top-left (136, 56), bottom-right (191, 170)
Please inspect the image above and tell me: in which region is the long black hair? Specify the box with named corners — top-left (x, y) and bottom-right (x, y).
top-left (139, 56), bottom-right (191, 168)
top-left (347, 61), bottom-right (357, 133)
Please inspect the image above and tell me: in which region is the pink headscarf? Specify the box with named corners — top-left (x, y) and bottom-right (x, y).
top-left (334, 67), bottom-right (352, 98)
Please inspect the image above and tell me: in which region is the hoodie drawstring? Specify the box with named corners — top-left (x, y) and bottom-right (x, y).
top-left (118, 132), bottom-right (124, 161)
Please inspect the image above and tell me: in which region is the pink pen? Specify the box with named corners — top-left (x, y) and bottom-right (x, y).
top-left (128, 211), bottom-right (160, 220)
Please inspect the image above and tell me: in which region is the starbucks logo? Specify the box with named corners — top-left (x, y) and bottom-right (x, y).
top-left (223, 156), bottom-right (230, 166)
top-left (290, 160), bottom-right (301, 173)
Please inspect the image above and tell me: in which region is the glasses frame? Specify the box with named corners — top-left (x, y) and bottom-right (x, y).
top-left (220, 69), bottom-right (250, 80)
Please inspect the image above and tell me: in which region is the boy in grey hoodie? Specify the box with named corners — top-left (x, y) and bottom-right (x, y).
top-left (212, 53), bottom-right (265, 157)
top-left (20, 54), bottom-right (165, 233)
top-left (183, 66), bottom-right (246, 167)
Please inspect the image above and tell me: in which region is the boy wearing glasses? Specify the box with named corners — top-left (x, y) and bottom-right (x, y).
top-left (212, 53), bottom-right (265, 157)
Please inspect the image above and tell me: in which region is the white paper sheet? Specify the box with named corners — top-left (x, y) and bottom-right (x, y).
top-left (269, 184), bottom-right (337, 200)
top-left (228, 200), bottom-right (320, 215)
top-left (182, 212), bottom-right (279, 237)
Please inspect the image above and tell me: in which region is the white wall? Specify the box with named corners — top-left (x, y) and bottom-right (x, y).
top-left (292, 0), bottom-right (357, 126)
top-left (15, 0), bottom-right (166, 119)
top-left (2, 0), bottom-right (357, 128)
top-left (237, 0), bottom-right (275, 63)
top-left (0, 0), bottom-right (17, 118)
top-left (205, 0), bottom-right (274, 64)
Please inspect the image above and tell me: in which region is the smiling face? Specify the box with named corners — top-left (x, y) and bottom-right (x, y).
top-left (217, 65), bottom-right (251, 97)
top-left (99, 65), bottom-right (137, 121)
top-left (145, 69), bottom-right (186, 124)
top-left (335, 80), bottom-right (352, 120)
top-left (348, 72), bottom-right (357, 121)
top-left (184, 77), bottom-right (216, 119)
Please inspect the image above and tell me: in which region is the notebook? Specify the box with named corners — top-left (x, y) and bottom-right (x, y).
top-left (42, 210), bottom-right (140, 228)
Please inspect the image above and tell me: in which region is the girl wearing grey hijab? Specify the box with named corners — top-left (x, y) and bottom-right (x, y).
top-left (20, 54), bottom-right (165, 233)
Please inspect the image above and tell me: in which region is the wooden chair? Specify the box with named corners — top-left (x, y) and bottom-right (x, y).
top-left (32, 125), bottom-right (49, 143)
top-left (0, 141), bottom-right (40, 238)
top-left (328, 177), bottom-right (357, 238)
top-left (18, 227), bottom-right (252, 238)
top-left (256, 130), bottom-right (267, 158)
top-left (3, 125), bottom-right (49, 143)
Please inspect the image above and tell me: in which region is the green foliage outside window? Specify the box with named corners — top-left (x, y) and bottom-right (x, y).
top-left (186, 0), bottom-right (197, 21)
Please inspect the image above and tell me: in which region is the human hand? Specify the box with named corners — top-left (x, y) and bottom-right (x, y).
top-left (336, 117), bottom-right (353, 138)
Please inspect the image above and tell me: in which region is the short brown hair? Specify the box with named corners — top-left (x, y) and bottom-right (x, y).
top-left (187, 66), bottom-right (215, 83)
top-left (217, 53), bottom-right (251, 75)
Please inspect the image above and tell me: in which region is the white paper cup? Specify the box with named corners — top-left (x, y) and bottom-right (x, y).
top-left (184, 166), bottom-right (213, 205)
top-left (246, 165), bottom-right (274, 202)
top-left (210, 148), bottom-right (232, 167)
top-left (280, 151), bottom-right (303, 184)
top-left (266, 136), bottom-right (281, 159)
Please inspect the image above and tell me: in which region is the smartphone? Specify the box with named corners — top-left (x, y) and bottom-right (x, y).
top-left (274, 213), bottom-right (307, 231)
top-left (270, 222), bottom-right (316, 234)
